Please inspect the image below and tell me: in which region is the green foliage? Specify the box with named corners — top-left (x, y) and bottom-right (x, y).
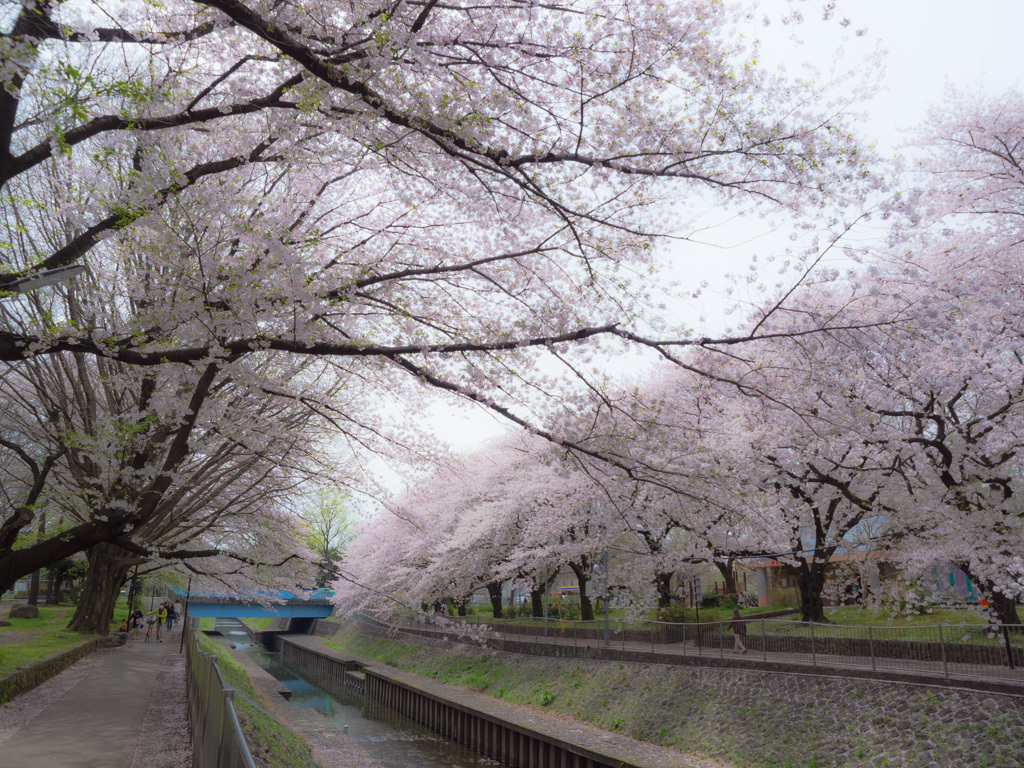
top-left (503, 604), bottom-right (535, 619)
top-left (550, 598), bottom-right (581, 620)
top-left (700, 593), bottom-right (738, 609)
top-left (656, 601), bottom-right (695, 623)
top-left (300, 488), bottom-right (357, 588)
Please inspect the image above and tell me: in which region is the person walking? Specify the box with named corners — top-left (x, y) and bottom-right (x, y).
top-left (730, 609), bottom-right (747, 654)
top-left (144, 605), bottom-right (166, 642)
top-left (164, 602), bottom-right (175, 632)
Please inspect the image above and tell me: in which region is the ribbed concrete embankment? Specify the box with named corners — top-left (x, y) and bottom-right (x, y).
top-left (280, 634), bottom-right (733, 768)
top-left (323, 621), bottom-right (1024, 768)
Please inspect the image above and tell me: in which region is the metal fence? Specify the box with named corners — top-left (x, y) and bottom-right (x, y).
top-left (184, 618), bottom-right (257, 768)
top-left (402, 615), bottom-right (1024, 685)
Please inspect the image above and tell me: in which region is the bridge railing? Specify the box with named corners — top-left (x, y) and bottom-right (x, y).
top-left (184, 618), bottom-right (257, 768)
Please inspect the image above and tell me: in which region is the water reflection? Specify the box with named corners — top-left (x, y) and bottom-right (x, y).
top-left (215, 619), bottom-right (498, 768)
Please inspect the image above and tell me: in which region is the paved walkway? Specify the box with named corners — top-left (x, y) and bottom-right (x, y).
top-left (0, 630), bottom-right (182, 768)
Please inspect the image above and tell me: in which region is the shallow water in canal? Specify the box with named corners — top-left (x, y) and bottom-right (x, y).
top-left (215, 619), bottom-right (499, 768)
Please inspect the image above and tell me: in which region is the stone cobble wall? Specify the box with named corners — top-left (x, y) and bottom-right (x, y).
top-left (344, 621), bottom-right (1024, 768)
top-left (610, 664), bottom-right (1024, 768)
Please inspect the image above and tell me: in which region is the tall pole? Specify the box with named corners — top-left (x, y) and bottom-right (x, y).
top-left (603, 548), bottom-right (610, 647)
top-left (543, 567), bottom-right (549, 637)
top-left (178, 574), bottom-right (192, 654)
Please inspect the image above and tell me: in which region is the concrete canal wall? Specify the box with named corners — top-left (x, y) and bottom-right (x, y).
top-left (273, 634), bottom-right (703, 768)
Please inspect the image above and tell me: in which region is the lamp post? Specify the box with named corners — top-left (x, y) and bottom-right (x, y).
top-left (0, 265), bottom-right (86, 296)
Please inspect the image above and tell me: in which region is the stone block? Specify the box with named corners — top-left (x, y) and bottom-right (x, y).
top-left (8, 604), bottom-right (39, 619)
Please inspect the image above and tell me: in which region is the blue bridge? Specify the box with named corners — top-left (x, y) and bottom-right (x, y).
top-left (172, 588), bottom-right (334, 619)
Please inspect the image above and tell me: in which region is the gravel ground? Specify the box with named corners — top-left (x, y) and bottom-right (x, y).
top-left (0, 647), bottom-right (118, 747)
top-left (128, 649), bottom-right (192, 767)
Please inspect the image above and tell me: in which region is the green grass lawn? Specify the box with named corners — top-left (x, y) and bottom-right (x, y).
top-left (246, 617), bottom-right (277, 630)
top-left (0, 596), bottom-right (149, 677)
top-left (0, 605), bottom-right (93, 676)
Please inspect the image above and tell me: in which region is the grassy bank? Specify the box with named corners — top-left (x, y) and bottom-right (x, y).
top-left (324, 623), bottom-right (1022, 768)
top-left (0, 605), bottom-right (90, 676)
top-left (195, 632), bottom-right (321, 768)
top-left (246, 617), bottom-right (279, 630)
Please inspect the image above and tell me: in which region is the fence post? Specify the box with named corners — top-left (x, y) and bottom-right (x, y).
top-left (761, 619), bottom-right (767, 663)
top-left (651, 621), bottom-right (655, 653)
top-left (868, 625), bottom-right (876, 673)
top-left (1003, 625), bottom-right (1016, 670)
top-left (810, 621), bottom-right (816, 667)
top-left (938, 625), bottom-right (949, 679)
top-left (719, 622), bottom-right (724, 659)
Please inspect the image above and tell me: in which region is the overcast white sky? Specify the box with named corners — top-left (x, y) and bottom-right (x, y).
top-left (384, 0), bottom-right (1024, 477)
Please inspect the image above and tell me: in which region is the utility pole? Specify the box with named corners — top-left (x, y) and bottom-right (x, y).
top-left (179, 574), bottom-right (192, 654)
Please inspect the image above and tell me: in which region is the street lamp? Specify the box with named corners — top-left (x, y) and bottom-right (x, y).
top-left (0, 265), bottom-right (86, 295)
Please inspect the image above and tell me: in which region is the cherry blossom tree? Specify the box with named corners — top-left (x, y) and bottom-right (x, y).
top-left (1, 1), bottom-right (881, 395)
top-left (3, 1), bottom-right (896, 627)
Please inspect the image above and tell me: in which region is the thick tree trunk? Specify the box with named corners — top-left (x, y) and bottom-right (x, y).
top-left (26, 570), bottom-right (40, 605)
top-left (530, 569), bottom-right (559, 617)
top-left (654, 572), bottom-right (673, 609)
top-left (486, 581), bottom-right (503, 619)
top-left (530, 588), bottom-right (544, 617)
top-left (26, 511), bottom-right (47, 605)
top-left (714, 559), bottom-right (737, 595)
top-left (789, 562), bottom-right (828, 623)
top-left (48, 569), bottom-right (61, 604)
top-left (958, 566), bottom-right (1022, 627)
top-left (456, 597), bottom-right (468, 617)
top-left (989, 588), bottom-right (1022, 627)
top-left (65, 543), bottom-right (131, 635)
top-left (568, 560), bottom-right (594, 621)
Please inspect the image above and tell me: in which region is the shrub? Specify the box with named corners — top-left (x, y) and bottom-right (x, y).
top-left (549, 599), bottom-right (582, 620)
top-left (700, 594), bottom-right (738, 609)
top-left (656, 601), bottom-right (695, 623)
top-left (503, 604), bottom-right (531, 620)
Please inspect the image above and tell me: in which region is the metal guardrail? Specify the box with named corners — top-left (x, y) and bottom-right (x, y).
top-left (184, 618), bottom-right (257, 768)
top-left (404, 615), bottom-right (1024, 685)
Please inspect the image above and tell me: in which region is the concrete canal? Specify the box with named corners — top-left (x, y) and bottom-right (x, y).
top-left (215, 619), bottom-right (500, 768)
